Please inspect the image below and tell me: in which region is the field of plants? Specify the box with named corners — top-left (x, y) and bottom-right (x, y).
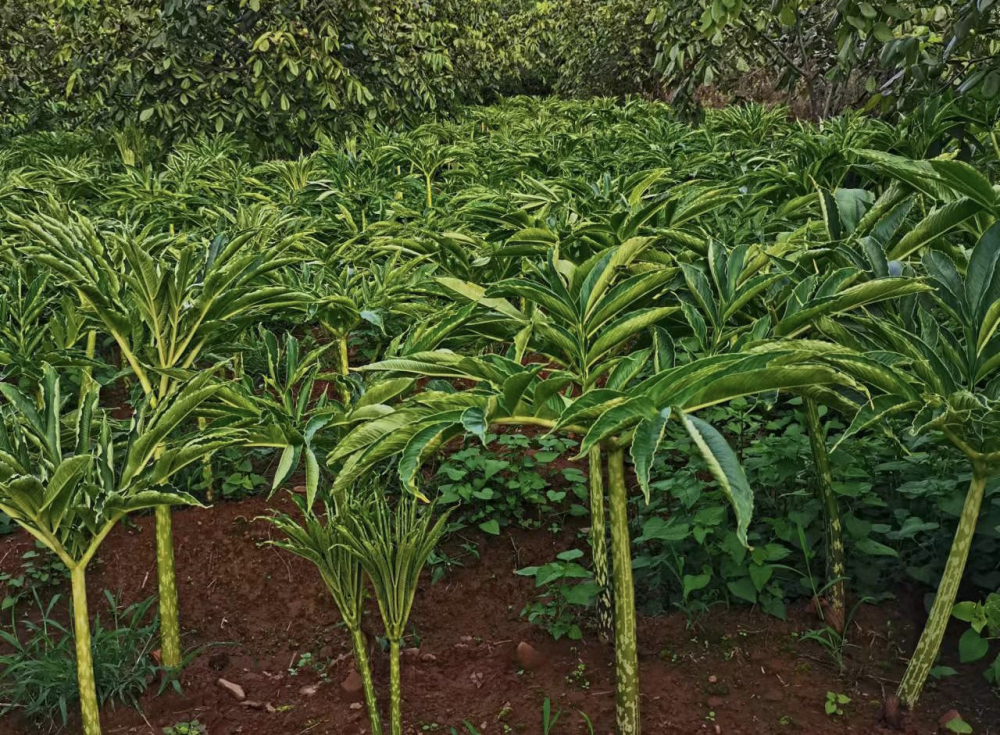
top-left (1, 91), bottom-right (1000, 735)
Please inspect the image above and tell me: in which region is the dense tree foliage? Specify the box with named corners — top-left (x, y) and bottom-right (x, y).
top-left (3, 1), bottom-right (997, 150)
top-left (0, 0), bottom-right (548, 148)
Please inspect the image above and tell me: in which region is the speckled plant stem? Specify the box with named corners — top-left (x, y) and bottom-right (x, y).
top-left (389, 638), bottom-right (402, 735)
top-left (155, 504), bottom-right (182, 668)
top-left (589, 445), bottom-right (613, 643)
top-left (350, 628), bottom-right (383, 735)
top-left (71, 565), bottom-right (101, 735)
top-left (607, 445), bottom-right (640, 735)
top-left (804, 397), bottom-right (845, 622)
top-left (897, 465), bottom-right (987, 708)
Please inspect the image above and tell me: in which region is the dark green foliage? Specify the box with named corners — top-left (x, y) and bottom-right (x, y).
top-left (5, 1), bottom-right (996, 151)
top-left (0, 0), bottom-right (549, 150)
top-left (432, 433), bottom-right (584, 536)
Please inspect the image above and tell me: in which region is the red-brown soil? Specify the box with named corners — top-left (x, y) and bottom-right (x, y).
top-left (1, 495), bottom-right (997, 735)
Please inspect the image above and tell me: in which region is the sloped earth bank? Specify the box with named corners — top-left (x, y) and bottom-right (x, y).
top-left (1, 496), bottom-right (997, 735)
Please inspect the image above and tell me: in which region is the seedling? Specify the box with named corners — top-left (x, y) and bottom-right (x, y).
top-left (824, 691), bottom-right (850, 717)
top-left (163, 721), bottom-right (206, 735)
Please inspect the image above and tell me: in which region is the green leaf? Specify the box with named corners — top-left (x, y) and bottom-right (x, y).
top-left (681, 414), bottom-right (754, 547)
top-left (683, 566), bottom-right (712, 599)
top-left (727, 576), bottom-right (757, 603)
top-left (887, 198), bottom-right (983, 261)
top-left (356, 378), bottom-right (414, 408)
top-left (39, 455), bottom-right (91, 513)
top-left (502, 371), bottom-right (536, 414)
top-left (774, 279), bottom-right (929, 336)
top-left (958, 627), bottom-right (989, 663)
top-left (929, 666), bottom-right (959, 679)
top-left (398, 420), bottom-right (461, 496)
top-left (272, 445), bottom-right (299, 492)
top-left (855, 538), bottom-right (898, 557)
top-left (637, 517), bottom-right (689, 543)
top-left (630, 408), bottom-right (671, 503)
top-left (482, 459), bottom-right (508, 480)
top-left (304, 447), bottom-right (319, 509)
top-left (749, 562), bottom-right (773, 591)
top-left (586, 306), bottom-right (677, 366)
top-left (929, 160), bottom-right (997, 210)
top-left (578, 396), bottom-right (658, 455)
top-left (461, 406), bottom-right (489, 445)
top-left (966, 222), bottom-right (1000, 320)
top-left (479, 519), bottom-right (500, 535)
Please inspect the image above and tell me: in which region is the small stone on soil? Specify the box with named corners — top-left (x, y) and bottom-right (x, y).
top-left (299, 683), bottom-right (320, 696)
top-left (217, 677), bottom-right (246, 701)
top-left (515, 641), bottom-right (544, 670)
top-left (240, 700), bottom-right (270, 710)
top-left (341, 669), bottom-right (364, 697)
top-left (421, 653), bottom-right (437, 663)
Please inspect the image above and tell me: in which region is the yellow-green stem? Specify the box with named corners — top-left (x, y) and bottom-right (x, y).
top-left (155, 505), bottom-right (182, 668)
top-left (71, 566), bottom-right (101, 735)
top-left (350, 628), bottom-right (383, 735)
top-left (588, 446), bottom-right (613, 643)
top-left (389, 638), bottom-right (402, 735)
top-left (607, 446), bottom-right (640, 735)
top-left (804, 397), bottom-right (845, 622)
top-left (197, 416), bottom-right (214, 503)
top-left (897, 465), bottom-right (988, 709)
top-left (338, 334), bottom-right (351, 405)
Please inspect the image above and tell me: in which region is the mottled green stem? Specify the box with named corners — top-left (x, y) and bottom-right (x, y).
top-left (350, 628), bottom-right (383, 735)
top-left (70, 565), bottom-right (101, 735)
top-left (155, 504), bottom-right (182, 668)
top-left (804, 397), bottom-right (845, 624)
top-left (389, 638), bottom-right (402, 735)
top-left (607, 446), bottom-right (640, 735)
top-left (588, 445), bottom-right (613, 643)
top-left (338, 334), bottom-right (351, 405)
top-left (897, 464), bottom-right (988, 709)
top-left (198, 416), bottom-right (214, 503)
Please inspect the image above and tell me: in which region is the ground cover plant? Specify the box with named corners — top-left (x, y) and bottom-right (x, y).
top-left (0, 94), bottom-right (998, 735)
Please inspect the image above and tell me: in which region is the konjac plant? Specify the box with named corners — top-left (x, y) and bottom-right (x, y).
top-left (14, 210), bottom-right (309, 668)
top-left (0, 367), bottom-right (235, 734)
top-left (789, 152), bottom-right (1000, 711)
top-left (339, 492), bottom-right (449, 735)
top-left (326, 291), bottom-right (854, 733)
top-left (814, 224), bottom-right (1000, 710)
top-left (263, 491), bottom-right (384, 734)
